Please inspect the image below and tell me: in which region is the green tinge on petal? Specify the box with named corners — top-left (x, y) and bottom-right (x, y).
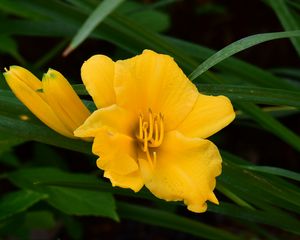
top-left (3, 66), bottom-right (91, 139)
top-left (3, 68), bottom-right (74, 138)
top-left (42, 69), bottom-right (91, 133)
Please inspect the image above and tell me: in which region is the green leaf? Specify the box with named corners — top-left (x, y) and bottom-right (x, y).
top-left (0, 0), bottom-right (47, 20)
top-left (117, 202), bottom-right (241, 240)
top-left (24, 211), bottom-right (55, 229)
top-left (0, 35), bottom-right (17, 56)
top-left (11, 165), bottom-right (300, 236)
top-left (221, 155), bottom-right (300, 212)
top-left (0, 132), bottom-right (25, 155)
top-left (209, 202), bottom-right (300, 235)
top-left (0, 190), bottom-right (46, 221)
top-left (8, 168), bottom-right (118, 220)
top-left (119, 1), bottom-right (170, 33)
top-left (0, 35), bottom-right (25, 64)
top-left (243, 165), bottom-right (300, 182)
top-left (271, 67), bottom-right (300, 80)
top-left (167, 36), bottom-right (293, 90)
top-left (198, 84), bottom-right (300, 108)
top-left (235, 102), bottom-right (300, 152)
top-left (0, 151), bottom-right (21, 168)
top-left (46, 186), bottom-right (118, 220)
top-left (265, 0), bottom-right (300, 56)
top-left (189, 30), bottom-right (300, 81)
top-left (65, 0), bottom-right (125, 55)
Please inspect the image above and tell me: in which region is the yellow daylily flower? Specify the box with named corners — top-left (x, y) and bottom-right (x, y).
top-left (3, 66), bottom-right (91, 138)
top-left (75, 50), bottom-right (235, 213)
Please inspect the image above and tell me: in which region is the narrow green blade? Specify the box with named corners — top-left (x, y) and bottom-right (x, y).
top-left (189, 30), bottom-right (300, 80)
top-left (117, 202), bottom-right (241, 240)
top-left (265, 0), bottom-right (300, 56)
top-left (64, 0), bottom-right (125, 55)
top-left (243, 165), bottom-right (300, 182)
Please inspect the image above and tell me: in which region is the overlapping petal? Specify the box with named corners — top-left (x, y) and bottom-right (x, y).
top-left (177, 93), bottom-right (236, 138)
top-left (74, 104), bottom-right (136, 137)
top-left (81, 55), bottom-right (116, 108)
top-left (4, 66), bottom-right (91, 139)
top-left (93, 127), bottom-right (143, 192)
top-left (4, 67), bottom-right (74, 138)
top-left (81, 50), bottom-right (202, 130)
top-left (42, 69), bottom-right (91, 133)
top-left (103, 170), bottom-right (144, 193)
top-left (139, 131), bottom-right (221, 213)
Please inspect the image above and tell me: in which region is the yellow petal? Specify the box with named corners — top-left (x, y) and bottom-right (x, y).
top-left (42, 69), bottom-right (91, 132)
top-left (81, 55), bottom-right (116, 108)
top-left (7, 66), bottom-right (42, 92)
top-left (139, 131), bottom-right (222, 213)
top-left (3, 68), bottom-right (73, 138)
top-left (103, 170), bottom-right (144, 192)
top-left (74, 104), bottom-right (136, 138)
top-left (93, 128), bottom-right (144, 192)
top-left (177, 94), bottom-right (235, 138)
top-left (114, 50), bottom-right (199, 130)
top-left (93, 128), bottom-right (138, 175)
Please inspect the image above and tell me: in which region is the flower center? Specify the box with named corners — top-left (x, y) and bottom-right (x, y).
top-left (136, 109), bottom-right (164, 167)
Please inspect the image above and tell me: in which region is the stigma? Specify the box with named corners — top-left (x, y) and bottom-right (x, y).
top-left (136, 109), bottom-right (164, 167)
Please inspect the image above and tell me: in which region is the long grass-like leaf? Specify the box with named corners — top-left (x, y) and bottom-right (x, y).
top-left (235, 102), bottom-right (300, 152)
top-left (167, 36), bottom-right (296, 90)
top-left (265, 0), bottom-right (300, 56)
top-left (118, 202), bottom-right (241, 240)
top-left (243, 165), bottom-right (300, 182)
top-left (189, 30), bottom-right (300, 80)
top-left (197, 84), bottom-right (300, 107)
top-left (63, 0), bottom-right (125, 55)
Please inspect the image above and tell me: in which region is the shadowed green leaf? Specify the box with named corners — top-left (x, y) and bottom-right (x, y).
top-left (118, 202), bottom-right (241, 240)
top-left (8, 168), bottom-right (118, 220)
top-left (0, 190), bottom-right (46, 221)
top-left (65, 0), bottom-right (125, 55)
top-left (243, 165), bottom-right (300, 182)
top-left (265, 0), bottom-right (300, 56)
top-left (189, 30), bottom-right (300, 81)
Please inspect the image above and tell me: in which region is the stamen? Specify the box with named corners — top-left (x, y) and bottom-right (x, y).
top-left (136, 109), bottom-right (164, 167)
top-left (153, 151), bottom-right (157, 166)
top-left (143, 127), bottom-right (148, 152)
top-left (157, 114), bottom-right (164, 145)
top-left (145, 150), bottom-right (153, 168)
top-left (147, 109), bottom-right (153, 140)
top-left (138, 114), bottom-right (143, 139)
top-left (153, 121), bottom-right (159, 143)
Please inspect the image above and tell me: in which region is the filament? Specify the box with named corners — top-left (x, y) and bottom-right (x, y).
top-left (136, 109), bottom-right (164, 166)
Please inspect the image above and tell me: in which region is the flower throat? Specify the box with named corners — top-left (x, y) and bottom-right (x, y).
top-left (136, 109), bottom-right (164, 166)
